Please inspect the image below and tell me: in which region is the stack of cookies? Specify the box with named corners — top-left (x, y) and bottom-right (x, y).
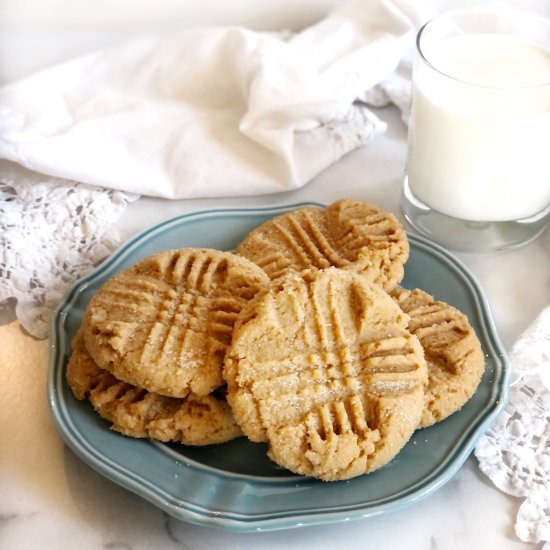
top-left (67, 199), bottom-right (485, 481)
top-left (67, 248), bottom-right (269, 445)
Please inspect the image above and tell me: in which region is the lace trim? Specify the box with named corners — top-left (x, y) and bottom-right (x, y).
top-left (475, 306), bottom-right (550, 545)
top-left (0, 164), bottom-right (137, 338)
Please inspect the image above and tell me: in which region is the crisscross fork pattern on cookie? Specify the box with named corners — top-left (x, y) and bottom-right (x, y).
top-left (84, 248), bottom-right (268, 396)
top-left (228, 272), bottom-right (426, 440)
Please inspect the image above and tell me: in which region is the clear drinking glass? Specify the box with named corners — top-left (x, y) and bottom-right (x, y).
top-left (401, 9), bottom-right (550, 252)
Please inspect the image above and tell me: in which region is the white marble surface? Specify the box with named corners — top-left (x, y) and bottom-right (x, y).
top-left (1, 1), bottom-right (550, 549)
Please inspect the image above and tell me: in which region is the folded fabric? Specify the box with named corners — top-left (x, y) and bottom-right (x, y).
top-left (0, 0), bottom-right (430, 199)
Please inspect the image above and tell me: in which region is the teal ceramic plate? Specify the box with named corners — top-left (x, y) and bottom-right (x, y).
top-left (48, 203), bottom-right (510, 532)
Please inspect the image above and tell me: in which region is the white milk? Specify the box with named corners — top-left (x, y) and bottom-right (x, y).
top-left (407, 33), bottom-right (550, 222)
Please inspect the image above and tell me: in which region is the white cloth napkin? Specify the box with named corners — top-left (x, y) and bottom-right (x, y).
top-left (0, 0), bottom-right (430, 199)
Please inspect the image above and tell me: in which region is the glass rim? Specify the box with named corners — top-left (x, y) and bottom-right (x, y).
top-left (416, 8), bottom-right (550, 90)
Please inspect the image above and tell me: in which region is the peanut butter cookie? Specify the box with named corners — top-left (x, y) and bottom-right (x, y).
top-left (82, 248), bottom-right (269, 397)
top-left (392, 288), bottom-right (485, 428)
top-left (235, 199), bottom-right (409, 292)
top-left (67, 328), bottom-right (242, 445)
top-left (224, 268), bottom-right (428, 481)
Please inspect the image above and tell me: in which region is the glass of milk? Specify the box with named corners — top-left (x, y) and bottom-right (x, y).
top-left (402, 8), bottom-right (550, 252)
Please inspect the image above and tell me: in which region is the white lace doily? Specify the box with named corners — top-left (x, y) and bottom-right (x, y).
top-left (475, 306), bottom-right (550, 548)
top-left (0, 163), bottom-right (137, 338)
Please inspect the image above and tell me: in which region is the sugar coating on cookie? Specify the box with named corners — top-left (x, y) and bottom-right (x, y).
top-left (67, 329), bottom-right (242, 445)
top-left (82, 248), bottom-right (269, 397)
top-left (224, 268), bottom-right (428, 481)
top-left (235, 199), bottom-right (409, 292)
top-left (392, 288), bottom-right (485, 428)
